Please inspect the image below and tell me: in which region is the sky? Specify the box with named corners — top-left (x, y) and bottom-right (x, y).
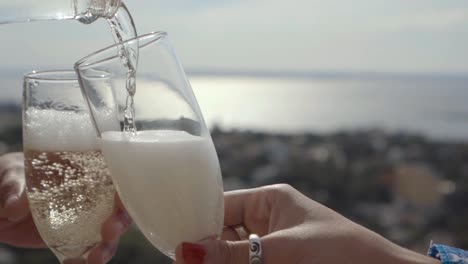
top-left (0, 0), bottom-right (467, 74)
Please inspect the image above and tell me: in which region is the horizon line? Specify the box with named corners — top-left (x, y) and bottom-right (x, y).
top-left (186, 68), bottom-right (468, 79)
top-left (1, 67), bottom-right (468, 79)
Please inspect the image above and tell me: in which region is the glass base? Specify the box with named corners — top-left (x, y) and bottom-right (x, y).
top-left (62, 258), bottom-right (87, 264)
top-left (52, 244), bottom-right (94, 264)
top-left (51, 243), bottom-right (95, 260)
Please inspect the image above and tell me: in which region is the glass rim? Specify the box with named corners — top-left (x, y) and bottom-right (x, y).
top-left (74, 31), bottom-right (168, 70)
top-left (24, 70), bottom-right (77, 82)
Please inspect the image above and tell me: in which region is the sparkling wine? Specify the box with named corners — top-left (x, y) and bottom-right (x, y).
top-left (23, 109), bottom-right (116, 261)
top-left (26, 150), bottom-right (115, 259)
top-left (100, 130), bottom-right (224, 258)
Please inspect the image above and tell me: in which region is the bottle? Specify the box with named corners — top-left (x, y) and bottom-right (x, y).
top-left (0, 0), bottom-right (121, 25)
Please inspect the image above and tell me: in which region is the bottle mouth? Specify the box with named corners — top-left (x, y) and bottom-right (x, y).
top-left (105, 0), bottom-right (123, 18)
top-left (75, 0), bottom-right (123, 24)
top-left (76, 14), bottom-right (100, 24)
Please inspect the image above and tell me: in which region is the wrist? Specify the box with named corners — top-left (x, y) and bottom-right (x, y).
top-left (393, 246), bottom-right (440, 264)
top-left (354, 228), bottom-right (440, 264)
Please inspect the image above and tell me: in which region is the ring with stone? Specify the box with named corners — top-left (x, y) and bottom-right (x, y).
top-left (249, 234), bottom-right (262, 264)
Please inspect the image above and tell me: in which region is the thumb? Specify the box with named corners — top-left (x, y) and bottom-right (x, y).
top-left (176, 239), bottom-right (249, 264)
top-left (0, 167), bottom-right (29, 222)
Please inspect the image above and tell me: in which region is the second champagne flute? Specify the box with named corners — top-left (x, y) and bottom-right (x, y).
top-left (75, 32), bottom-right (224, 259)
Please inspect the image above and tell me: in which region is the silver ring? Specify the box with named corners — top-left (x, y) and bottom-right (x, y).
top-left (249, 234), bottom-right (262, 264)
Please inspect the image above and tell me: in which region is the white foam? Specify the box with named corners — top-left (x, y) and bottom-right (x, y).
top-left (100, 130), bottom-right (224, 255)
top-left (24, 109), bottom-right (100, 151)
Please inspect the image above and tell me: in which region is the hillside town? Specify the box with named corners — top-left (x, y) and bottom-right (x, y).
top-left (0, 110), bottom-right (467, 263)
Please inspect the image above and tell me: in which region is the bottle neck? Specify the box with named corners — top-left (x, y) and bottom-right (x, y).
top-left (0, 0), bottom-right (122, 25)
top-left (74, 0), bottom-right (122, 24)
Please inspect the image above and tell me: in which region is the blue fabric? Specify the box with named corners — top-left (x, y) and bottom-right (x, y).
top-left (428, 243), bottom-right (468, 264)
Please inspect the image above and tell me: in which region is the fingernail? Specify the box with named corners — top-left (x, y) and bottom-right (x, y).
top-left (182, 242), bottom-right (206, 264)
top-left (0, 169), bottom-right (21, 209)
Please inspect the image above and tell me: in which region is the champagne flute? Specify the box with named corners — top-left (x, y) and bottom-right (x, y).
top-left (23, 70), bottom-right (116, 264)
top-left (75, 32), bottom-right (224, 259)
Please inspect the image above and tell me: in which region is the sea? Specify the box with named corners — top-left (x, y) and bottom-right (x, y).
top-left (2, 70), bottom-right (468, 141)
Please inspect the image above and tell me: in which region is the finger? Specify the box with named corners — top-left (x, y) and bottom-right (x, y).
top-left (175, 242), bottom-right (208, 264)
top-left (0, 219), bottom-right (17, 231)
top-left (178, 234), bottom-right (295, 264)
top-left (175, 239), bottom-right (249, 264)
top-left (0, 167), bottom-right (29, 221)
top-left (235, 226), bottom-right (250, 240)
top-left (87, 243), bottom-right (103, 264)
top-left (221, 226), bottom-right (241, 241)
top-left (224, 186), bottom-right (281, 236)
top-left (88, 241), bottom-right (119, 264)
top-left (113, 194), bottom-right (126, 211)
top-left (0, 215), bottom-right (45, 248)
top-left (101, 205), bottom-right (132, 242)
top-left (0, 153), bottom-right (23, 171)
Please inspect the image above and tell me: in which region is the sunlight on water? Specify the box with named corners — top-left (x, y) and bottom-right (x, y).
top-left (2, 74), bottom-right (468, 141)
top-left (187, 76), bottom-right (468, 141)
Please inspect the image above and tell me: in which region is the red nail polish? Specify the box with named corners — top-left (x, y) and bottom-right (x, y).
top-left (182, 242), bottom-right (206, 264)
